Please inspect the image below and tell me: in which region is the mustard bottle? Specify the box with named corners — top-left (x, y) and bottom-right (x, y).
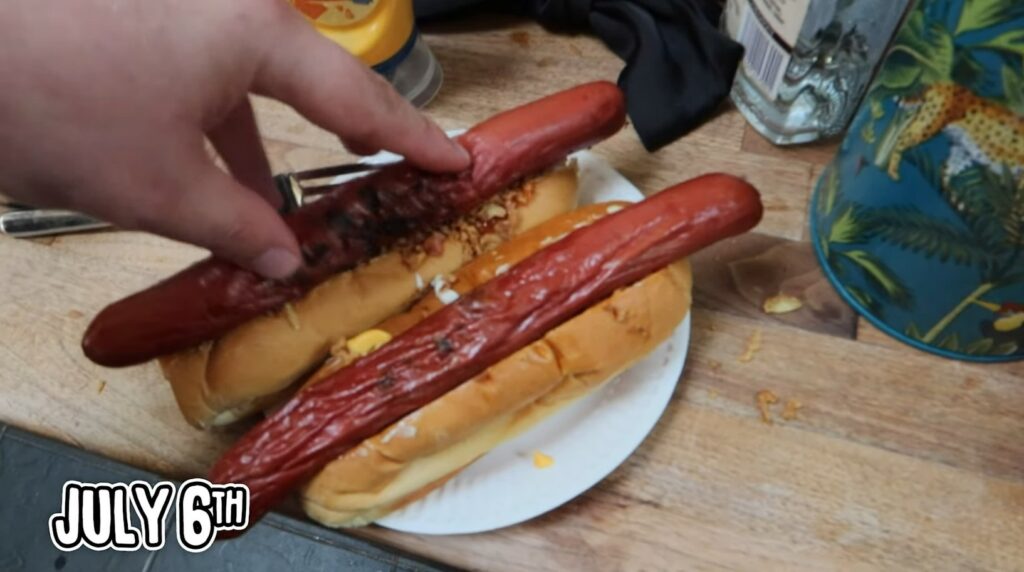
top-left (288, 0), bottom-right (443, 108)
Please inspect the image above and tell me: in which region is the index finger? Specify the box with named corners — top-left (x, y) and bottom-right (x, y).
top-left (252, 14), bottom-right (470, 173)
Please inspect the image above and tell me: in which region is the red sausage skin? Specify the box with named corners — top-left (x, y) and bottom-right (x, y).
top-left (82, 82), bottom-right (627, 367)
top-left (209, 174), bottom-right (763, 534)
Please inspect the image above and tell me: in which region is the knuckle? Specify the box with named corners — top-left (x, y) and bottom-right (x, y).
top-left (223, 217), bottom-right (253, 245)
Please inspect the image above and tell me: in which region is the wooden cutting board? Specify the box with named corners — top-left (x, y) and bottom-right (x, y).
top-left (0, 14), bottom-right (1021, 572)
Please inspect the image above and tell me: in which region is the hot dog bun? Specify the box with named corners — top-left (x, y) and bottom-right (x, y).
top-left (159, 166), bottom-right (580, 428)
top-left (297, 204), bottom-right (692, 527)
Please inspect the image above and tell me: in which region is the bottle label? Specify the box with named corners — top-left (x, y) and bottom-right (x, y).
top-left (725, 0), bottom-right (811, 99)
top-left (290, 0), bottom-right (378, 28)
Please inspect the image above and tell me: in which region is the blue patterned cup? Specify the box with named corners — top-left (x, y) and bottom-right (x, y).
top-left (810, 0), bottom-right (1024, 361)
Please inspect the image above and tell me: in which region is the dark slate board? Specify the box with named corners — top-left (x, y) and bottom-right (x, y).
top-left (0, 423), bottom-right (460, 572)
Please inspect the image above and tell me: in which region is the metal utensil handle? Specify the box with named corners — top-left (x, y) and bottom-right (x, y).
top-left (0, 161), bottom-right (384, 238)
top-left (0, 210), bottom-right (111, 238)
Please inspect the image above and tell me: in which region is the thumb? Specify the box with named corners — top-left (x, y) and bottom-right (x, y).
top-left (135, 157), bottom-right (301, 279)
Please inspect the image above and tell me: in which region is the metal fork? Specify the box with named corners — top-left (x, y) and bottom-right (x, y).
top-left (0, 161), bottom-right (394, 238)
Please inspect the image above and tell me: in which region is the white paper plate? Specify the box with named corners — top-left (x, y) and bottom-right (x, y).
top-left (334, 144), bottom-right (692, 535)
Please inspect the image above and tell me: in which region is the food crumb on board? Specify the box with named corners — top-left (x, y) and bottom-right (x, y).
top-left (67, 310), bottom-right (84, 319)
top-left (755, 391), bottom-right (803, 425)
top-left (763, 294), bottom-right (803, 314)
top-left (755, 390), bottom-right (778, 425)
top-left (962, 377), bottom-right (982, 390)
top-left (97, 380), bottom-right (107, 394)
top-left (739, 329), bottom-right (762, 363)
top-left (510, 30), bottom-right (530, 48)
top-left (781, 399), bottom-right (802, 421)
top-left (708, 359), bottom-right (723, 373)
top-left (533, 451), bottom-right (554, 469)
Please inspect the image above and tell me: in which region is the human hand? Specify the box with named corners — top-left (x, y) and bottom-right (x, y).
top-left (0, 0), bottom-right (469, 278)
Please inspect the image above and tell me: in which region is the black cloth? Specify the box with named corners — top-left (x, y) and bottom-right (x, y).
top-left (415, 0), bottom-right (743, 151)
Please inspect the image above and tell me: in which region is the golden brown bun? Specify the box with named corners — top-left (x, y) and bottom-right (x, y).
top-left (158, 166), bottom-right (580, 428)
top-left (298, 205), bottom-right (692, 528)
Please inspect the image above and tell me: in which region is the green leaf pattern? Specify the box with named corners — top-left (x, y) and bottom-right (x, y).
top-left (839, 250), bottom-right (912, 308)
top-left (859, 206), bottom-right (995, 266)
top-left (828, 207), bottom-right (864, 245)
top-left (955, 0), bottom-right (1024, 35)
top-left (819, 1), bottom-right (1024, 356)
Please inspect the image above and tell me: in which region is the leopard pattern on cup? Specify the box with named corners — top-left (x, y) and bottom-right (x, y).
top-left (885, 83), bottom-right (1024, 183)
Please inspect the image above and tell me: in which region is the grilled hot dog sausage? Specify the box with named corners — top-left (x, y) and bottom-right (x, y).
top-left (209, 173), bottom-right (763, 533)
top-left (82, 82), bottom-right (627, 367)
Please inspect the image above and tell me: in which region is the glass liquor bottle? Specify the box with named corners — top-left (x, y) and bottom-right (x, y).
top-left (723, 0), bottom-right (911, 144)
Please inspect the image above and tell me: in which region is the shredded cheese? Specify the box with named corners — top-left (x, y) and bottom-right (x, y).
top-left (532, 451), bottom-right (555, 469)
top-left (755, 390), bottom-right (778, 425)
top-left (284, 303), bottom-right (300, 331)
top-left (431, 275), bottom-right (460, 305)
top-left (346, 330), bottom-right (392, 357)
top-left (539, 232), bottom-right (569, 247)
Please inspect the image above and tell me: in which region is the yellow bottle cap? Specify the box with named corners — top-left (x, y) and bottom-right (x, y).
top-left (289, 0), bottom-right (416, 69)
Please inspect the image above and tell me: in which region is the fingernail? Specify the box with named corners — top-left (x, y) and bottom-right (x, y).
top-left (451, 142), bottom-right (471, 166)
top-left (252, 247), bottom-right (301, 279)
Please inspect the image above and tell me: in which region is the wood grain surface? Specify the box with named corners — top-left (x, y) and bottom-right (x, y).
top-left (1, 14), bottom-right (1021, 571)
